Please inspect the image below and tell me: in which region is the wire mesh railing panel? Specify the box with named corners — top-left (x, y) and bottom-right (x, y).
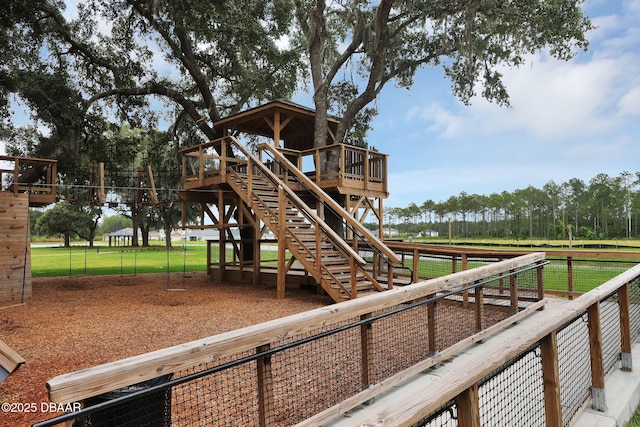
top-left (435, 303), bottom-right (490, 350)
top-left (600, 294), bottom-right (622, 374)
top-left (269, 326), bottom-right (363, 425)
top-left (479, 348), bottom-right (545, 427)
top-left (416, 253), bottom-right (457, 279)
top-left (171, 353), bottom-right (258, 426)
top-left (557, 315), bottom-right (591, 426)
top-left (414, 403), bottom-right (458, 427)
top-left (568, 259), bottom-right (637, 293)
top-left (369, 303), bottom-right (432, 384)
top-left (629, 278), bottom-right (640, 341)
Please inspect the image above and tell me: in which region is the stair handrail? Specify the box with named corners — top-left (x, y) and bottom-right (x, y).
top-left (227, 138), bottom-right (366, 266)
top-left (257, 143), bottom-right (400, 265)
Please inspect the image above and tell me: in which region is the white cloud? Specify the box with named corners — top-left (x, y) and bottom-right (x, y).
top-left (405, 103), bottom-right (465, 138)
top-left (619, 87), bottom-right (640, 116)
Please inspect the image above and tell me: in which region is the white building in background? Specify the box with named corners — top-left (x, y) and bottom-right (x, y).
top-left (419, 229), bottom-right (439, 237)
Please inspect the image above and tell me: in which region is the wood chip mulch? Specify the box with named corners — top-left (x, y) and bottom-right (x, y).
top-left (0, 273), bottom-right (328, 426)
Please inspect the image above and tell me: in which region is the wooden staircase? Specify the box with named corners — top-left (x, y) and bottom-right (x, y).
top-left (227, 166), bottom-right (385, 302)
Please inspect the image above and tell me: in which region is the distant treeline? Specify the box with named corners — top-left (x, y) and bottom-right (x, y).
top-left (383, 171), bottom-right (640, 240)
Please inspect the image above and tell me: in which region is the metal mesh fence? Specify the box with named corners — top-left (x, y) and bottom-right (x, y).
top-left (600, 295), bottom-right (622, 375)
top-left (269, 322), bottom-right (362, 424)
top-left (546, 257), bottom-right (638, 294)
top-left (171, 350), bottom-right (258, 426)
top-left (630, 278), bottom-right (640, 340)
top-left (478, 347), bottom-right (545, 427)
top-left (35, 262), bottom-right (541, 427)
top-left (557, 315), bottom-right (592, 426)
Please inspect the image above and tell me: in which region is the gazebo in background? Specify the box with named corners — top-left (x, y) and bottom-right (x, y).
top-left (107, 228), bottom-right (133, 247)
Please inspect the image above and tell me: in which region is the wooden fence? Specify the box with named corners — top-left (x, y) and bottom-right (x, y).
top-left (350, 261), bottom-right (640, 426)
top-left (376, 241), bottom-right (640, 298)
top-left (37, 253), bottom-right (545, 427)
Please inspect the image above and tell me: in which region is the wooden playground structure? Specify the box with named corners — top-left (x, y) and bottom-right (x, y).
top-left (179, 100), bottom-right (403, 302)
top-left (0, 156), bottom-right (57, 304)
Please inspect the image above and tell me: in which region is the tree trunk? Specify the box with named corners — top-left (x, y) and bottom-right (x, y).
top-left (140, 222), bottom-right (150, 247)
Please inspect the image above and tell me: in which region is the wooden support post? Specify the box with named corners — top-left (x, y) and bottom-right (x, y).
top-left (462, 254), bottom-right (469, 306)
top-left (378, 198), bottom-right (384, 239)
top-left (218, 191), bottom-right (226, 281)
top-left (387, 264), bottom-right (393, 290)
top-left (98, 162), bottom-right (105, 205)
top-left (198, 145), bottom-right (205, 186)
top-left (360, 313), bottom-right (373, 393)
top-left (619, 283), bottom-right (633, 371)
top-left (587, 302), bottom-right (606, 411)
top-left (537, 261), bottom-right (545, 302)
top-left (567, 256), bottom-right (574, 300)
top-left (253, 213), bottom-right (261, 286)
top-left (509, 270), bottom-right (518, 315)
top-left (206, 240), bottom-right (212, 276)
top-left (220, 139), bottom-right (227, 181)
top-left (350, 257), bottom-right (357, 299)
top-left (541, 331), bottom-right (563, 427)
top-left (474, 282), bottom-right (483, 333)
top-left (277, 186), bottom-right (286, 299)
top-left (146, 165), bottom-right (158, 205)
top-left (256, 344), bottom-right (274, 427)
top-left (412, 249), bottom-right (419, 283)
top-left (455, 384), bottom-right (480, 427)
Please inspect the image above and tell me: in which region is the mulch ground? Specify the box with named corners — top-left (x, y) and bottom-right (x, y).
top-left (0, 273), bottom-right (328, 426)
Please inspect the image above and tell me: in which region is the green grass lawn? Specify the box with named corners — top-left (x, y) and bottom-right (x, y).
top-left (31, 241), bottom-right (637, 296)
top-left (30, 243), bottom-right (281, 277)
top-left (30, 244), bottom-right (210, 277)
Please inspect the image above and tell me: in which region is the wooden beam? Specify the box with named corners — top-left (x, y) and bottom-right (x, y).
top-left (147, 165), bottom-right (158, 205)
top-left (277, 186), bottom-right (286, 299)
top-left (541, 331), bottom-right (563, 427)
top-left (257, 344), bottom-right (274, 427)
top-left (456, 384), bottom-right (480, 427)
top-left (0, 339), bottom-right (26, 374)
top-left (587, 302), bottom-right (606, 411)
top-left (619, 283), bottom-right (633, 371)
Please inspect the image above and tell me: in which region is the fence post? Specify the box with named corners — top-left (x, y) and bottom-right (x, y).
top-left (587, 302), bottom-right (607, 411)
top-left (360, 313), bottom-right (373, 394)
top-left (619, 283), bottom-right (633, 371)
top-left (462, 255), bottom-right (469, 306)
top-left (567, 256), bottom-right (574, 300)
top-left (455, 384), bottom-right (480, 427)
top-left (257, 344), bottom-right (274, 427)
top-left (474, 281), bottom-right (484, 333)
top-left (536, 261), bottom-right (545, 302)
top-left (541, 331), bottom-right (563, 426)
top-left (509, 270), bottom-right (518, 315)
top-left (412, 249), bottom-right (419, 283)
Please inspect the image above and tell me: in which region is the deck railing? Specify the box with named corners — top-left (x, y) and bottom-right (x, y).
top-left (374, 241), bottom-right (640, 298)
top-left (179, 139), bottom-right (388, 196)
top-left (361, 262), bottom-right (640, 426)
top-left (276, 143), bottom-right (387, 193)
top-left (36, 253), bottom-right (545, 427)
top-left (0, 155), bottom-right (57, 206)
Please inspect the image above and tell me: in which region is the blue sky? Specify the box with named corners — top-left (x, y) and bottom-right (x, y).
top-left (369, 0), bottom-right (640, 208)
top-left (4, 1), bottom-right (639, 211)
